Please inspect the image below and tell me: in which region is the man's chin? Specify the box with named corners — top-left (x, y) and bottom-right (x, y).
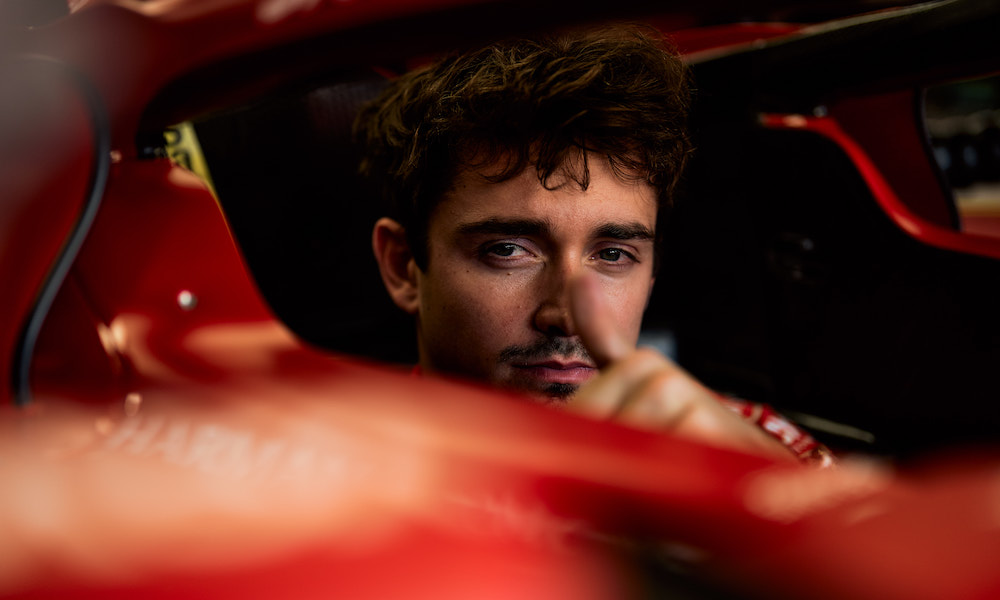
top-left (543, 382), bottom-right (578, 400)
top-left (521, 382), bottom-right (579, 404)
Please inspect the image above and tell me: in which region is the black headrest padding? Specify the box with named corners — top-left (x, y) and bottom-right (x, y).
top-left (196, 76), bottom-right (418, 365)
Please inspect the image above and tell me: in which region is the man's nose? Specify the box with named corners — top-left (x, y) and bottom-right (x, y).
top-left (532, 260), bottom-right (578, 337)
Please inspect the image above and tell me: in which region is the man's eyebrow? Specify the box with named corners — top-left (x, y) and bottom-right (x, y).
top-left (594, 223), bottom-right (656, 241)
top-left (455, 218), bottom-right (655, 241)
top-left (456, 218), bottom-right (549, 237)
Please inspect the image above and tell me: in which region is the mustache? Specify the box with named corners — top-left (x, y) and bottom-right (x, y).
top-left (498, 337), bottom-right (592, 364)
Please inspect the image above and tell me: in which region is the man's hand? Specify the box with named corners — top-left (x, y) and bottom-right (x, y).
top-left (566, 274), bottom-right (795, 462)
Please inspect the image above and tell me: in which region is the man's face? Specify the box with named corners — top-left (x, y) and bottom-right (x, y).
top-left (412, 155), bottom-right (658, 401)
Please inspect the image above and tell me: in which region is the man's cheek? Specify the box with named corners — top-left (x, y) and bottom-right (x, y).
top-left (435, 291), bottom-right (503, 347)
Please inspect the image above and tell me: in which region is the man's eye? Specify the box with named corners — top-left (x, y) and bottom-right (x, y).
top-left (476, 241), bottom-right (535, 266)
top-left (597, 248), bottom-right (623, 262)
top-left (591, 247), bottom-right (640, 269)
top-left (486, 243), bottom-right (523, 257)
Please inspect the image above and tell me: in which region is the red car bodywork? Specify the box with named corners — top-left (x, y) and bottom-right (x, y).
top-left (3, 1), bottom-right (1000, 598)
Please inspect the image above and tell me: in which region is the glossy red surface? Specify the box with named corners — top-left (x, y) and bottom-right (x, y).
top-left (32, 157), bottom-right (301, 399)
top-left (830, 91), bottom-right (956, 229)
top-left (761, 113), bottom-right (1000, 261)
top-left (6, 360), bottom-right (1000, 600)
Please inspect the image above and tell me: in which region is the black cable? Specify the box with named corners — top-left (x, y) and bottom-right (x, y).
top-left (7, 55), bottom-right (111, 407)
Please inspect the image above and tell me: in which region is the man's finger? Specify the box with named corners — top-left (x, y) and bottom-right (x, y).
top-left (569, 348), bottom-right (669, 418)
top-left (570, 273), bottom-right (632, 368)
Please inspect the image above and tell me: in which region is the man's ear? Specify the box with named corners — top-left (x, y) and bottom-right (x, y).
top-left (372, 217), bottom-right (420, 314)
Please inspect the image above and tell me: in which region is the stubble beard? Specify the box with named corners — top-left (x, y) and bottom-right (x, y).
top-left (538, 382), bottom-right (578, 402)
top-left (497, 337), bottom-right (593, 403)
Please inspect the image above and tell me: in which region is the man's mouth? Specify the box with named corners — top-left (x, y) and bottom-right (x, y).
top-left (512, 360), bottom-right (597, 385)
top-left (498, 339), bottom-right (597, 393)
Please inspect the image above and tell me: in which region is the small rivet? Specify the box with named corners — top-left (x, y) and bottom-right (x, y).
top-left (177, 290), bottom-right (197, 311)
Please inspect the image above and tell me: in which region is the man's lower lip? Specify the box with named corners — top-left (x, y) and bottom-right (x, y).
top-left (514, 366), bottom-right (596, 385)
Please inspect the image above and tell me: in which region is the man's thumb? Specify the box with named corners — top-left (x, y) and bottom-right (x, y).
top-left (570, 273), bottom-right (632, 368)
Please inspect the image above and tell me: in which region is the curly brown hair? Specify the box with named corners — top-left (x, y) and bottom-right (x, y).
top-left (355, 24), bottom-right (692, 268)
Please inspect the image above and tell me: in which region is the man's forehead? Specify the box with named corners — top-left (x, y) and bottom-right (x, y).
top-left (437, 162), bottom-right (658, 230)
